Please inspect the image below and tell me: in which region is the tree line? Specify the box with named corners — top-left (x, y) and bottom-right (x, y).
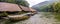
top-left (53, 2), bottom-right (60, 13)
top-left (0, 0), bottom-right (29, 7)
top-left (39, 2), bottom-right (60, 13)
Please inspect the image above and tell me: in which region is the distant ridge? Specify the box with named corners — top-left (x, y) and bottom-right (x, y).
top-left (32, 1), bottom-right (55, 11)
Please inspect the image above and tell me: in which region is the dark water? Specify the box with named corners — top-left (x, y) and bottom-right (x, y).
top-left (0, 12), bottom-right (60, 24)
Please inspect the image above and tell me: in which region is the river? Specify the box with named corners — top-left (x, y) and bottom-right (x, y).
top-left (0, 12), bottom-right (59, 24)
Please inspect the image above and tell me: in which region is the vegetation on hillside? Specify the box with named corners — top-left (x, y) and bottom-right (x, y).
top-left (38, 1), bottom-right (60, 13)
top-left (0, 0), bottom-right (29, 7)
top-left (53, 2), bottom-right (60, 21)
top-left (53, 2), bottom-right (60, 13)
top-left (39, 1), bottom-right (60, 22)
top-left (38, 4), bottom-right (54, 12)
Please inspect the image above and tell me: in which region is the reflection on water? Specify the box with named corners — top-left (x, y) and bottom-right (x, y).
top-left (0, 12), bottom-right (60, 24)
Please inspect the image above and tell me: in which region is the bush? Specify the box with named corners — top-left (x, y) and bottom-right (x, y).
top-left (0, 12), bottom-right (8, 17)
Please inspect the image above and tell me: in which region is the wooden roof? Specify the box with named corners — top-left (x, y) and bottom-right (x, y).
top-left (0, 2), bottom-right (36, 12)
top-left (29, 7), bottom-right (36, 11)
top-left (20, 5), bottom-right (36, 11)
top-left (0, 2), bottom-right (22, 12)
top-left (20, 5), bottom-right (30, 11)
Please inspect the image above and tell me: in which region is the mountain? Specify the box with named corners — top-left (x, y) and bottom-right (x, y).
top-left (32, 1), bottom-right (55, 12)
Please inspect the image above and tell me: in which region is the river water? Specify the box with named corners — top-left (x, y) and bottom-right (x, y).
top-left (0, 12), bottom-right (59, 24)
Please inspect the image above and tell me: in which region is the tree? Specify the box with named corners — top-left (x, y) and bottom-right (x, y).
top-left (53, 2), bottom-right (60, 13)
top-left (0, 0), bottom-right (29, 7)
top-left (16, 0), bottom-right (29, 7)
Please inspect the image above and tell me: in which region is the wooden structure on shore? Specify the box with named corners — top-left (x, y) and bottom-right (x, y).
top-left (20, 5), bottom-right (37, 14)
top-left (0, 2), bottom-right (22, 15)
top-left (0, 2), bottom-right (37, 20)
top-left (0, 2), bottom-right (36, 14)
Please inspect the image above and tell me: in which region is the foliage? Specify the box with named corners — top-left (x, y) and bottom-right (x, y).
top-left (0, 12), bottom-right (8, 17)
top-left (39, 4), bottom-right (54, 12)
top-left (0, 0), bottom-right (29, 7)
top-left (53, 2), bottom-right (60, 13)
top-left (40, 2), bottom-right (60, 12)
top-left (16, 0), bottom-right (29, 7)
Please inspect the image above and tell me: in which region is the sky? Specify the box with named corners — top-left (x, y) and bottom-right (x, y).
top-left (26, 0), bottom-right (48, 7)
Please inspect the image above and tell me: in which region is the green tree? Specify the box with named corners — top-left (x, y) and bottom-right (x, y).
top-left (0, 0), bottom-right (29, 7)
top-left (53, 2), bottom-right (60, 13)
top-left (16, 0), bottom-right (29, 7)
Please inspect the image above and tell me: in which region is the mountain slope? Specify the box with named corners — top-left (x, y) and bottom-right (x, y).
top-left (32, 1), bottom-right (55, 12)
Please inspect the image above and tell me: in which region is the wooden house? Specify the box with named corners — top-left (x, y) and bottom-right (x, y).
top-left (0, 2), bottom-right (22, 15)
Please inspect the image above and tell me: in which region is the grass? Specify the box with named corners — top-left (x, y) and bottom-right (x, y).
top-left (0, 13), bottom-right (8, 17)
top-left (41, 12), bottom-right (53, 18)
top-left (54, 13), bottom-right (60, 22)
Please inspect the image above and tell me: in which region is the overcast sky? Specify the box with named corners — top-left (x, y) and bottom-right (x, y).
top-left (26, 0), bottom-right (48, 7)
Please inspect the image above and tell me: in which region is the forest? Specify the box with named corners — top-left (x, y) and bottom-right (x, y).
top-left (0, 0), bottom-right (29, 7)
